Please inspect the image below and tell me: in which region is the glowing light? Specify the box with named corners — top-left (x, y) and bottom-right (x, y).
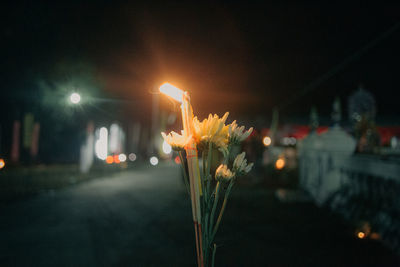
top-left (113, 155), bottom-right (120, 164)
top-left (370, 232), bottom-right (380, 240)
top-left (0, 159), bottom-right (5, 169)
top-left (263, 136), bottom-right (272, 146)
top-left (105, 155), bottom-right (114, 164)
top-left (282, 137), bottom-right (297, 146)
top-left (150, 156), bottom-right (159, 166)
top-left (174, 156), bottom-right (181, 164)
top-left (128, 153), bottom-right (137, 161)
top-left (159, 83), bottom-right (184, 103)
top-left (70, 93), bottom-right (81, 104)
top-left (118, 153), bottom-right (127, 162)
top-left (109, 123), bottom-right (123, 154)
top-left (162, 140), bottom-right (172, 154)
top-left (275, 158), bottom-right (285, 170)
top-left (95, 127), bottom-right (108, 160)
top-left (357, 232), bottom-right (365, 239)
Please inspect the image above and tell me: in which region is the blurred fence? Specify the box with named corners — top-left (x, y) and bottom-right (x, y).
top-left (331, 156), bottom-right (400, 254)
top-left (299, 126), bottom-right (400, 254)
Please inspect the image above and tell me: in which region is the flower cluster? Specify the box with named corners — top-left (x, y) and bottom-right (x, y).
top-left (215, 164), bottom-right (235, 182)
top-left (215, 152), bottom-right (253, 182)
top-left (161, 108), bottom-right (254, 267)
top-left (161, 131), bottom-right (191, 151)
top-left (193, 112), bottom-right (229, 150)
top-left (162, 112), bottom-right (254, 179)
top-left (229, 121), bottom-right (253, 144)
top-left (233, 152), bottom-right (254, 175)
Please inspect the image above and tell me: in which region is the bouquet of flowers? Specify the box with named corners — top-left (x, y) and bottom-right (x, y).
top-left (162, 111), bottom-right (253, 267)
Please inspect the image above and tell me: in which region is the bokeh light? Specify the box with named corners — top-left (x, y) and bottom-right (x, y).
top-left (0, 159), bottom-right (5, 169)
top-left (69, 93), bottom-right (81, 104)
top-left (275, 158), bottom-right (285, 170)
top-left (105, 155), bottom-right (114, 164)
top-left (128, 153), bottom-right (137, 162)
top-left (263, 136), bottom-right (272, 146)
top-left (357, 232), bottom-right (366, 239)
top-left (162, 140), bottom-right (172, 154)
top-left (150, 156), bottom-right (159, 166)
top-left (118, 153), bottom-right (127, 162)
top-left (95, 127), bottom-right (108, 160)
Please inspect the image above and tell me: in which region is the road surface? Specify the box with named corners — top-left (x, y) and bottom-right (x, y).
top-left (0, 163), bottom-right (196, 266)
top-left (1, 162), bottom-right (398, 266)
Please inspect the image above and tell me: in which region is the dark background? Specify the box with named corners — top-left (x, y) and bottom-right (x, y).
top-left (1, 1), bottom-right (400, 160)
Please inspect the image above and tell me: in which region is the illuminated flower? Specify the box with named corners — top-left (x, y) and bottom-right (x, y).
top-left (233, 152), bottom-right (253, 175)
top-left (161, 131), bottom-right (191, 151)
top-left (215, 164), bottom-right (235, 181)
top-left (193, 112), bottom-right (230, 150)
top-left (228, 121), bottom-right (253, 144)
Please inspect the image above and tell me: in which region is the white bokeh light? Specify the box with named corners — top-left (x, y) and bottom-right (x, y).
top-left (128, 153), bottom-right (137, 161)
top-left (162, 140), bottom-right (172, 154)
top-left (95, 127), bottom-right (108, 160)
top-left (118, 153), bottom-right (127, 162)
top-left (70, 93), bottom-right (81, 104)
top-left (150, 156), bottom-right (159, 166)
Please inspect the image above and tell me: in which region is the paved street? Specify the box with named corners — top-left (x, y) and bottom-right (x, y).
top-left (0, 163), bottom-right (195, 266)
top-left (1, 163), bottom-right (398, 266)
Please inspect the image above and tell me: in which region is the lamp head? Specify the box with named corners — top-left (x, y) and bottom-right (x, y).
top-left (159, 83), bottom-right (184, 103)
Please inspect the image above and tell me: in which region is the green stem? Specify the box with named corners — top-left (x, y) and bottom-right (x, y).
top-left (206, 142), bottom-right (213, 204)
top-left (203, 211), bottom-right (210, 266)
top-left (211, 243), bottom-right (217, 267)
top-left (209, 182), bottom-right (220, 238)
top-left (211, 180), bottom-right (234, 240)
top-left (202, 150), bottom-right (207, 203)
top-left (178, 151), bottom-right (190, 196)
top-left (223, 144), bottom-right (231, 165)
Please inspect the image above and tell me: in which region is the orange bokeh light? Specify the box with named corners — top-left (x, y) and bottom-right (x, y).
top-left (113, 155), bottom-right (120, 164)
top-left (263, 136), bottom-right (272, 146)
top-left (175, 156), bottom-right (181, 164)
top-left (275, 158), bottom-right (285, 170)
top-left (106, 156), bottom-right (114, 164)
top-left (357, 232), bottom-right (366, 239)
top-left (0, 159), bottom-right (5, 169)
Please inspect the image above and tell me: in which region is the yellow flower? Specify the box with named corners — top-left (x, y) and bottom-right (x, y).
top-left (193, 112), bottom-right (229, 150)
top-left (228, 121), bottom-right (253, 144)
top-left (233, 152), bottom-right (253, 175)
top-left (161, 131), bottom-right (191, 151)
top-left (215, 164), bottom-right (234, 181)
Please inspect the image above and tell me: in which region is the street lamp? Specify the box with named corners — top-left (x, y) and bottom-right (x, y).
top-left (159, 82), bottom-right (204, 267)
top-left (69, 92), bottom-right (81, 104)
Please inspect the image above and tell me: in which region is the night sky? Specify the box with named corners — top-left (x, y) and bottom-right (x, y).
top-left (2, 2), bottom-right (400, 123)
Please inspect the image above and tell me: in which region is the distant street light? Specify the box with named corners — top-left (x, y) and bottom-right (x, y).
top-left (69, 93), bottom-right (81, 104)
